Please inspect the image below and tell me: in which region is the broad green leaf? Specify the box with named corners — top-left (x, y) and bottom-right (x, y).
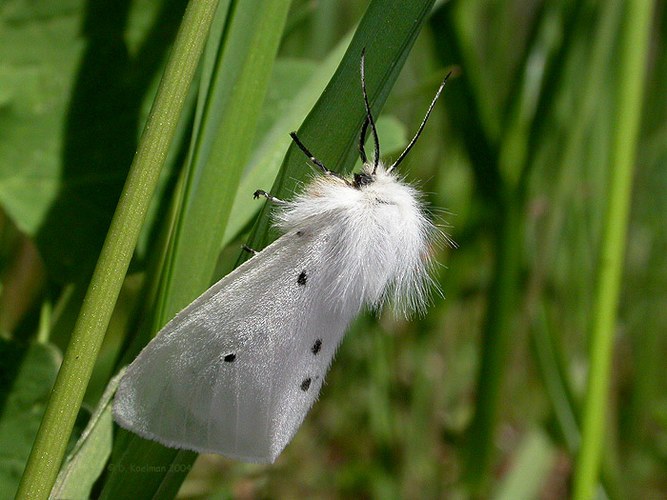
top-left (0, 3), bottom-right (84, 239)
top-left (253, 59), bottom-right (317, 143)
top-left (0, 0), bottom-right (187, 281)
top-left (14, 1), bottom-right (218, 497)
top-left (0, 340), bottom-right (60, 498)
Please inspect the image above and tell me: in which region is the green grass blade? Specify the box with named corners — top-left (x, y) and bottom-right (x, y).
top-left (0, 341), bottom-right (60, 498)
top-left (493, 429), bottom-right (556, 500)
top-left (573, 1), bottom-right (655, 498)
top-left (51, 371), bottom-right (122, 499)
top-left (533, 304), bottom-right (624, 500)
top-left (14, 2), bottom-right (219, 497)
top-left (156, 0), bottom-right (292, 325)
top-left (221, 33), bottom-right (352, 248)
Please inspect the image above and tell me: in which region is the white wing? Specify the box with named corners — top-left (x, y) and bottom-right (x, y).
top-left (113, 226), bottom-right (359, 463)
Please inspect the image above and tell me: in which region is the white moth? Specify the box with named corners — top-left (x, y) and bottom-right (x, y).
top-left (113, 52), bottom-right (450, 463)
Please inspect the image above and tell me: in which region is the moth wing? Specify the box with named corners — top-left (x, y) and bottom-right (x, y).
top-left (113, 228), bottom-right (352, 463)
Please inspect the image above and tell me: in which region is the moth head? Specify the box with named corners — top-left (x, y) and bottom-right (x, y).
top-left (352, 171), bottom-right (374, 188)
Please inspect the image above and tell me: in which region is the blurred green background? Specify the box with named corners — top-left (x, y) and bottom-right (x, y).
top-left (0, 0), bottom-right (665, 498)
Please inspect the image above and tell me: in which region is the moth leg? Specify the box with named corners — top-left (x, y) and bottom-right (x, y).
top-left (253, 189), bottom-right (286, 206)
top-left (241, 244), bottom-right (258, 256)
top-left (289, 132), bottom-right (351, 185)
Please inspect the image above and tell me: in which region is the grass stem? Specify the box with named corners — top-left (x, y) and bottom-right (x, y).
top-left (572, 1), bottom-right (654, 498)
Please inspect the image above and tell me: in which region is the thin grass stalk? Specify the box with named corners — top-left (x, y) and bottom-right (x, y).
top-left (464, 192), bottom-right (522, 491)
top-left (14, 1), bottom-right (220, 498)
top-left (572, 1), bottom-right (655, 498)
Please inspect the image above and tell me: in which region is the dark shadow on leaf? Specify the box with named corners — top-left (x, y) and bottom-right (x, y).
top-left (35, 0), bottom-right (188, 283)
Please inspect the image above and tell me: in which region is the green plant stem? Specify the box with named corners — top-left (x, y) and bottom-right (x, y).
top-left (465, 192), bottom-right (522, 490)
top-left (15, 1), bottom-right (219, 498)
top-left (572, 1), bottom-right (654, 499)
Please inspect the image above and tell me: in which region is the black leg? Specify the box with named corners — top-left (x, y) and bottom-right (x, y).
top-left (242, 244), bottom-right (258, 256)
top-left (289, 132), bottom-right (349, 183)
top-left (253, 189), bottom-right (286, 205)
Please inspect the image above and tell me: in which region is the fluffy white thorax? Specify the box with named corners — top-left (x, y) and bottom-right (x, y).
top-left (275, 162), bottom-right (436, 315)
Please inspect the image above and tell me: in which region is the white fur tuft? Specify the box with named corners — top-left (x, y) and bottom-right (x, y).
top-left (275, 162), bottom-right (438, 317)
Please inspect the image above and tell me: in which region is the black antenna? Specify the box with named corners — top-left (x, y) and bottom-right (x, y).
top-left (360, 49), bottom-right (380, 173)
top-left (387, 71), bottom-right (452, 173)
top-left (358, 117), bottom-right (369, 164)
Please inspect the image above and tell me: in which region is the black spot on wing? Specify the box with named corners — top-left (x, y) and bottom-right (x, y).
top-left (223, 353), bottom-right (236, 362)
top-left (311, 339), bottom-right (322, 354)
top-left (297, 271), bottom-right (307, 286)
top-left (300, 377), bottom-right (312, 391)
